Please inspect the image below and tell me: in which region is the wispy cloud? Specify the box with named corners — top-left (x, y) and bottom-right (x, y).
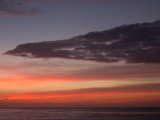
top-left (1, 83), bottom-right (160, 100)
top-left (0, 0), bottom-right (42, 16)
top-left (0, 0), bottom-right (121, 16)
top-left (0, 83), bottom-right (160, 108)
top-left (2, 57), bottom-right (160, 82)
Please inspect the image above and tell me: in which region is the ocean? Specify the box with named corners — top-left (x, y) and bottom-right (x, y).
top-left (0, 108), bottom-right (160, 120)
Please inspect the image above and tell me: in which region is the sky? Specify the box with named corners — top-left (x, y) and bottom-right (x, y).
top-left (0, 0), bottom-right (160, 108)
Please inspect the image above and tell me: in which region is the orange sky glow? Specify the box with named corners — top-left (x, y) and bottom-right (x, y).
top-left (0, 57), bottom-right (160, 108)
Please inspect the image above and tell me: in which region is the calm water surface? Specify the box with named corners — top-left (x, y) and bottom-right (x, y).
top-left (0, 108), bottom-right (160, 120)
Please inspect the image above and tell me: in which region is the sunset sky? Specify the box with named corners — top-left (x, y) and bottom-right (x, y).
top-left (0, 0), bottom-right (160, 108)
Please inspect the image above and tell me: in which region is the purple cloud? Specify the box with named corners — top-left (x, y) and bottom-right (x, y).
top-left (0, 0), bottom-right (121, 16)
top-left (4, 20), bottom-right (160, 64)
top-left (0, 0), bottom-right (42, 16)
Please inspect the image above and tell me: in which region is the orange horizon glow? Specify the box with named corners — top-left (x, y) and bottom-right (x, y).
top-left (0, 57), bottom-right (160, 108)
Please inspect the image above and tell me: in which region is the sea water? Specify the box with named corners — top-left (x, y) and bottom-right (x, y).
top-left (0, 108), bottom-right (160, 120)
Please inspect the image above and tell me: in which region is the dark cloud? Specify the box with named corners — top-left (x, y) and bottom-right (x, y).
top-left (4, 20), bottom-right (160, 63)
